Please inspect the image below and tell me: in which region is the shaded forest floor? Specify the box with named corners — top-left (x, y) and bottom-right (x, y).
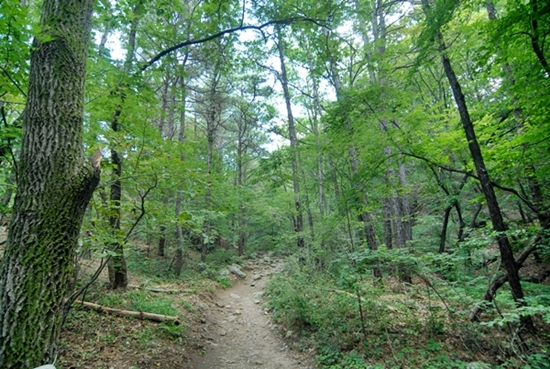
top-left (56, 248), bottom-right (550, 369)
top-left (0, 230), bottom-right (548, 368)
top-left (57, 250), bottom-right (313, 369)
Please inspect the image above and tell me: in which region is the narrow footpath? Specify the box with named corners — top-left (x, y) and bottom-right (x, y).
top-left (191, 256), bottom-right (313, 369)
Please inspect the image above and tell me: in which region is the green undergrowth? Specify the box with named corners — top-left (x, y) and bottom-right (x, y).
top-left (97, 290), bottom-right (179, 317)
top-left (123, 244), bottom-right (239, 289)
top-left (265, 251), bottom-right (550, 369)
top-left (60, 307), bottom-right (186, 368)
top-left (61, 244), bottom-right (248, 368)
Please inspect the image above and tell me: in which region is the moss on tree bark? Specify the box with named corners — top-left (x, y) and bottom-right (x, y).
top-left (0, 0), bottom-right (99, 367)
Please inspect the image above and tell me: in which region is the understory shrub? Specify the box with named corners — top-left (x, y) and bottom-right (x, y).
top-left (266, 249), bottom-right (550, 368)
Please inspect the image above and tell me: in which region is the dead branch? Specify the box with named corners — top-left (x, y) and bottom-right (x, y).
top-left (128, 284), bottom-right (194, 294)
top-left (74, 300), bottom-right (180, 325)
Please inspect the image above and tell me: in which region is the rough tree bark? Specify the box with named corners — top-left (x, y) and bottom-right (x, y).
top-left (0, 0), bottom-right (100, 367)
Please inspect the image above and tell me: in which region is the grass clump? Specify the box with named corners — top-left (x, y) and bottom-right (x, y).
top-left (97, 290), bottom-right (178, 317)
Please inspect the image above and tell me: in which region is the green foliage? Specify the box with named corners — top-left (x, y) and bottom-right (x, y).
top-left (125, 248), bottom-right (174, 280)
top-left (3, 0), bottom-right (550, 365)
top-left (98, 290), bottom-right (178, 317)
top-left (266, 244), bottom-right (550, 368)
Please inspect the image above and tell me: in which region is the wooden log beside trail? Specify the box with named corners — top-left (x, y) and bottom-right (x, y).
top-left (74, 301), bottom-right (180, 325)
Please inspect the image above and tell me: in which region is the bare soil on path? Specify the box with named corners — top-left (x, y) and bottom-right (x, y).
top-left (191, 257), bottom-right (313, 369)
top-left (53, 251), bottom-right (316, 369)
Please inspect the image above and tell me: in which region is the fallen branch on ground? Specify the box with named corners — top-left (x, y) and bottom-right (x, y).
top-left (74, 301), bottom-right (180, 325)
top-left (128, 284), bottom-right (194, 294)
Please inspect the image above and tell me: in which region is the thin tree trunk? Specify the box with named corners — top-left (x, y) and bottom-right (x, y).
top-left (309, 61), bottom-right (326, 217)
top-left (0, 0), bottom-right (99, 366)
top-left (108, 144), bottom-right (128, 289)
top-left (328, 155), bottom-right (341, 204)
top-left (398, 163), bottom-right (413, 242)
top-left (422, 0), bottom-right (533, 329)
top-left (174, 189), bottom-right (185, 275)
top-left (383, 198), bottom-right (393, 248)
top-left (159, 70), bottom-right (170, 137)
top-left (455, 202), bottom-right (466, 242)
top-left (237, 114), bottom-right (246, 256)
top-left (202, 61), bottom-right (222, 262)
top-left (276, 27), bottom-right (304, 248)
top-left (158, 225), bottom-right (166, 257)
top-left (174, 53), bottom-right (190, 276)
top-left (107, 3), bottom-right (141, 289)
top-left (429, 170), bottom-right (468, 251)
top-left (439, 207), bottom-right (452, 253)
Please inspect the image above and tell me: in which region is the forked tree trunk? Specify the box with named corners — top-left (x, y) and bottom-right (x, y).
top-left (0, 0), bottom-right (100, 367)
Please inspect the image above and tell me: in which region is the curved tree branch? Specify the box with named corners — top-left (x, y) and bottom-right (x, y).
top-left (470, 241), bottom-right (539, 321)
top-left (401, 151), bottom-right (539, 214)
top-left (139, 17), bottom-right (327, 72)
top-left (63, 176), bottom-right (158, 316)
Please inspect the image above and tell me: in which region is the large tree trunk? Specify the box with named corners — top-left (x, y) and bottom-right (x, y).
top-left (0, 0), bottom-right (100, 367)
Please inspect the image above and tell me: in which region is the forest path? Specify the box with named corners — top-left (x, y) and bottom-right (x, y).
top-left (191, 256), bottom-right (313, 369)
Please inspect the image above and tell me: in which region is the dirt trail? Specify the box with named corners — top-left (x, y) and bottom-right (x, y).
top-left (191, 257), bottom-right (313, 369)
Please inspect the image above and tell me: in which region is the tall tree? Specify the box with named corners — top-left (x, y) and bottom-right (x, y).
top-left (0, 0), bottom-right (100, 366)
top-left (276, 26), bottom-right (305, 248)
top-left (107, 0), bottom-right (144, 289)
top-left (420, 0), bottom-right (534, 330)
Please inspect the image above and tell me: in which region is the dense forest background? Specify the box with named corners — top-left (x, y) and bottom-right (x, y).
top-left (0, 0), bottom-right (549, 368)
